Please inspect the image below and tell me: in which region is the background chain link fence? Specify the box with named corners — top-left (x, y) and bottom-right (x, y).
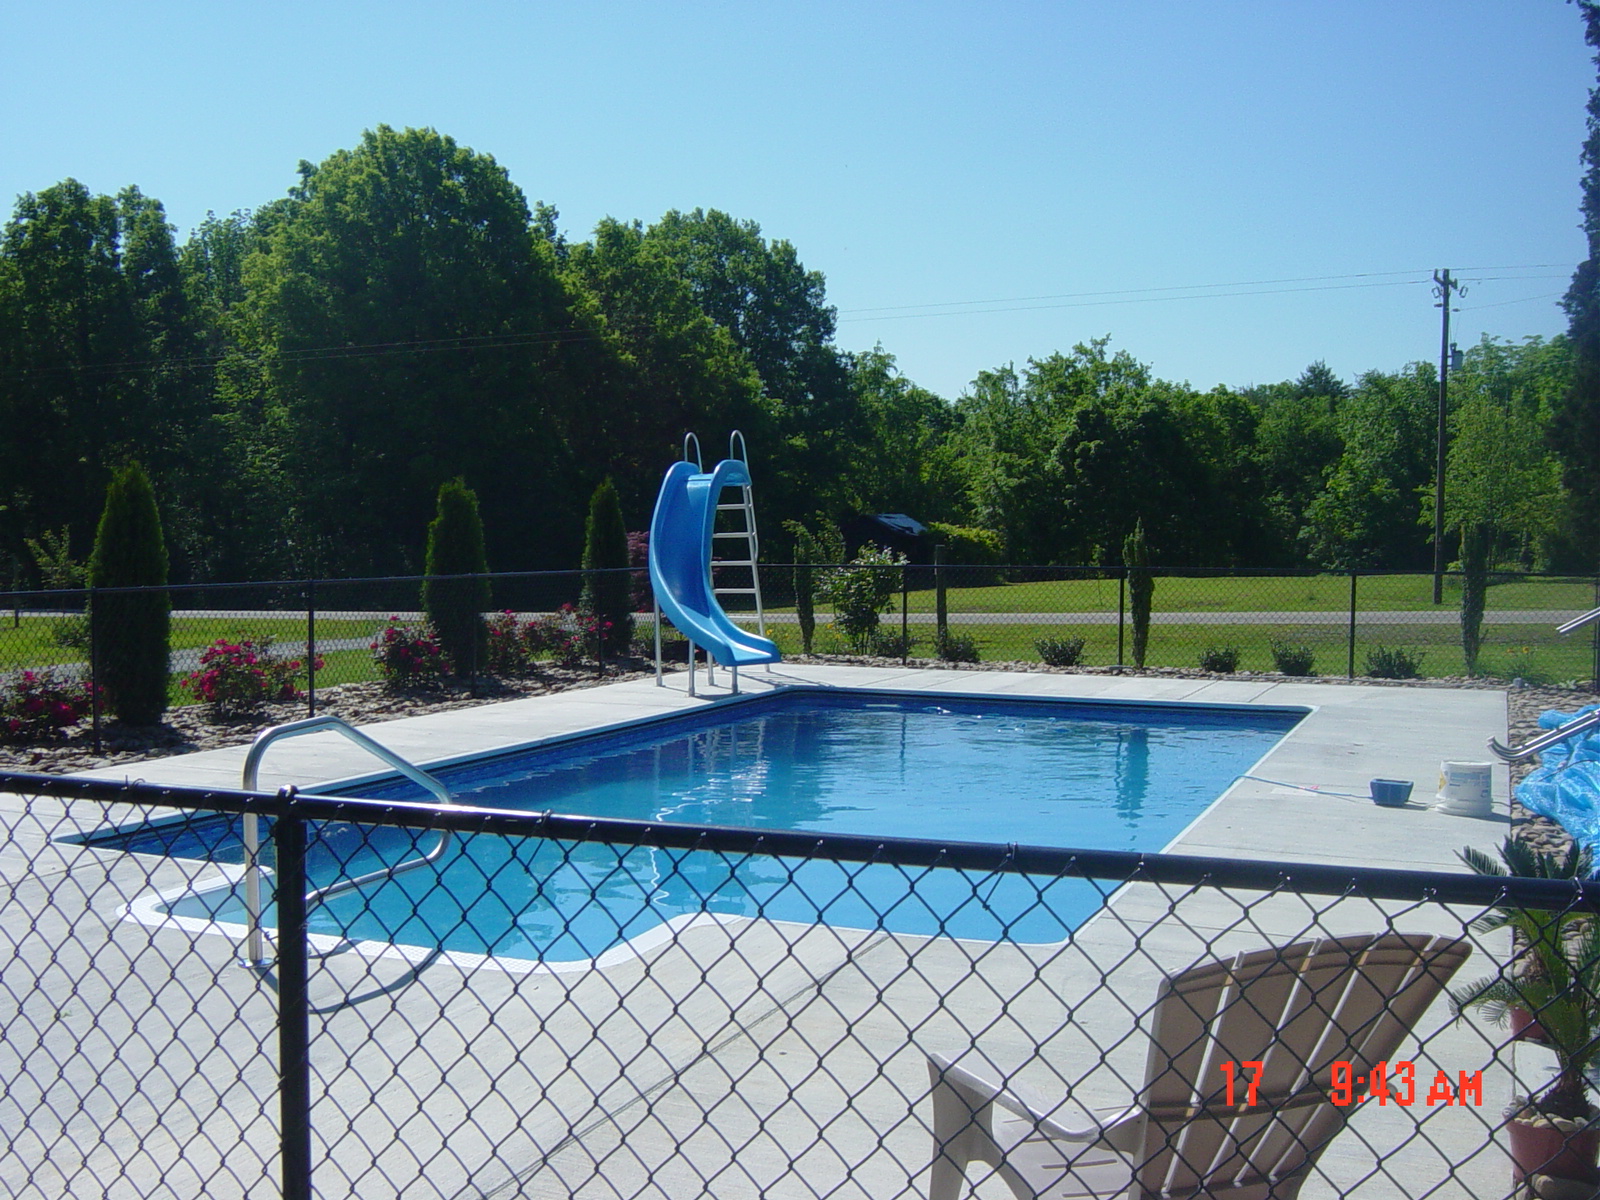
top-left (0, 772), bottom-right (1590, 1199)
top-left (1, 568), bottom-right (1595, 738)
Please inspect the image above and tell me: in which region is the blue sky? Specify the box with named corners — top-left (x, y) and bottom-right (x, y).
top-left (2, 1), bottom-right (1590, 398)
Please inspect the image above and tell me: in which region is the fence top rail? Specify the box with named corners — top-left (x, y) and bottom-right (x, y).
top-left (5, 768), bottom-right (1597, 911)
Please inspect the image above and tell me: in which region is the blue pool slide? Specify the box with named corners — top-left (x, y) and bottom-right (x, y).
top-left (648, 459), bottom-right (781, 667)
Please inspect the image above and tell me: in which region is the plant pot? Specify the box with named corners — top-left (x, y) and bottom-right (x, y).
top-left (1508, 1110), bottom-right (1600, 1186)
top-left (1511, 1005), bottom-right (1552, 1045)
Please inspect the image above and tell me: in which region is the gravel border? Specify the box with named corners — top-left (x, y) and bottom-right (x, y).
top-left (4, 659), bottom-right (1597, 860)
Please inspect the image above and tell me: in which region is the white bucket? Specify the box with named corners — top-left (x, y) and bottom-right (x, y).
top-left (1433, 761), bottom-right (1494, 817)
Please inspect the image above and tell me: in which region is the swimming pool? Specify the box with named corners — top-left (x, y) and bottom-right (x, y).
top-left (96, 689), bottom-right (1303, 964)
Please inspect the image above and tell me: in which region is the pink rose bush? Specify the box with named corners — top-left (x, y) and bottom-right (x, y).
top-left (1, 670), bottom-right (99, 742)
top-left (182, 635), bottom-right (321, 720)
top-left (371, 618), bottom-right (451, 690)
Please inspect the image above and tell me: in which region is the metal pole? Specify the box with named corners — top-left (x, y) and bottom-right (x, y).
top-left (1348, 571), bottom-right (1358, 680)
top-left (88, 586), bottom-right (100, 753)
top-left (654, 599), bottom-right (662, 687)
top-left (274, 790), bottom-right (313, 1200)
top-left (305, 580), bottom-right (316, 718)
top-left (1432, 269), bottom-right (1459, 605)
top-left (934, 546), bottom-right (947, 649)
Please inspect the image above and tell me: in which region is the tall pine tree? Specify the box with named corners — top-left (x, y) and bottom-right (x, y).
top-left (1556, 0), bottom-right (1600, 567)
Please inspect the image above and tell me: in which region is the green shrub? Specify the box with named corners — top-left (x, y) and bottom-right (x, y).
top-left (819, 546), bottom-right (905, 652)
top-left (422, 478), bottom-right (491, 677)
top-left (580, 477), bottom-right (633, 656)
top-left (1269, 640), bottom-right (1316, 676)
top-left (1366, 645), bottom-right (1424, 679)
top-left (936, 630), bottom-right (981, 663)
top-left (869, 629), bottom-right (919, 659)
top-left (925, 523), bottom-right (1004, 564)
top-left (1459, 522), bottom-right (1489, 675)
top-left (88, 463), bottom-right (170, 725)
top-left (1199, 645), bottom-right (1241, 673)
top-left (1036, 636), bottom-right (1087, 667)
top-left (25, 528), bottom-right (89, 650)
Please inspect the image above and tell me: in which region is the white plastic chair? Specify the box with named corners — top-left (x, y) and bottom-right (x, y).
top-left (926, 932), bottom-right (1471, 1200)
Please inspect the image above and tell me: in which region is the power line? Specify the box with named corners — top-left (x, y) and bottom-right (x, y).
top-left (836, 276), bottom-right (1432, 324)
top-left (835, 264), bottom-right (1569, 321)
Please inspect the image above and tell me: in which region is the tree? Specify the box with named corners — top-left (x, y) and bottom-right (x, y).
top-left (641, 209), bottom-right (853, 526)
top-left (1246, 362), bottom-right (1347, 562)
top-left (561, 217), bottom-right (765, 519)
top-left (89, 463), bottom-right (170, 724)
top-left (0, 181), bottom-right (140, 564)
top-left (0, 182), bottom-right (213, 581)
top-left (580, 478), bottom-right (633, 655)
top-left (421, 478), bottom-right (491, 678)
top-left (1300, 366), bottom-right (1436, 569)
top-left (1443, 340), bottom-right (1567, 570)
top-left (241, 126), bottom-right (587, 574)
top-left (1556, 0), bottom-right (1600, 568)
top-left (840, 347), bottom-right (959, 520)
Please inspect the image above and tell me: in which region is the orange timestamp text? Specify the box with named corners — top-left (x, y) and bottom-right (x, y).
top-left (1218, 1060), bottom-right (1484, 1108)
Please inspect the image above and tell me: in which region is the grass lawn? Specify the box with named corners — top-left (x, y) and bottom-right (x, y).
top-left (752, 615), bottom-right (1596, 683)
top-left (883, 573), bottom-right (1597, 615)
top-left (0, 614), bottom-right (385, 672)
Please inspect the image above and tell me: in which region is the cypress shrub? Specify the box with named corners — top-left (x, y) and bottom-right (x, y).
top-left (784, 519), bottom-right (819, 654)
top-left (1459, 522), bottom-right (1489, 675)
top-left (1123, 519), bottom-right (1153, 668)
top-left (580, 478), bottom-right (633, 655)
top-left (421, 478), bottom-right (491, 677)
top-left (88, 463), bottom-right (170, 725)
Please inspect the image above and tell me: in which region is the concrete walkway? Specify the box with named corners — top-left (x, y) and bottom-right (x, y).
top-left (8, 666), bottom-right (1540, 1198)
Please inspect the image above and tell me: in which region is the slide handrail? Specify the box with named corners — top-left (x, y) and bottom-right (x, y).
top-left (1557, 605), bottom-right (1600, 635)
top-left (238, 715), bottom-right (456, 966)
top-left (1489, 707), bottom-right (1600, 763)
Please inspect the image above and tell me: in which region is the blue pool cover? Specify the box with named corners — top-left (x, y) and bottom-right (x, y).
top-left (1514, 704), bottom-right (1600, 862)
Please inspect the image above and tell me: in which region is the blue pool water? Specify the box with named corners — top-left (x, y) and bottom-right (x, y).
top-left (102, 690), bottom-right (1302, 961)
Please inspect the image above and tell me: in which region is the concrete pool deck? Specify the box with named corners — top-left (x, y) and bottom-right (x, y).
top-left (19, 666), bottom-right (1536, 1197)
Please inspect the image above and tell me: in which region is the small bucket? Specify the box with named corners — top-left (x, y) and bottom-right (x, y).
top-left (1433, 761), bottom-right (1494, 817)
top-left (1370, 779), bottom-right (1413, 807)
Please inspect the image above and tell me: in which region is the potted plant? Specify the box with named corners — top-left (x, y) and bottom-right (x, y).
top-left (1459, 839), bottom-right (1594, 1043)
top-left (1453, 838), bottom-right (1600, 1187)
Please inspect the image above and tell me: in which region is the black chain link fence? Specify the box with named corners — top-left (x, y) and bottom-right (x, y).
top-left (0, 567), bottom-right (1595, 742)
top-left (0, 770), bottom-right (1593, 1198)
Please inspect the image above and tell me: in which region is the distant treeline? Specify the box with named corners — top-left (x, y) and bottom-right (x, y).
top-left (0, 126), bottom-right (1587, 585)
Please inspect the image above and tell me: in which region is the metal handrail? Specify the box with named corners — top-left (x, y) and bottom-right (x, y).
top-left (1557, 605), bottom-right (1600, 635)
top-left (1489, 707), bottom-right (1600, 763)
top-left (238, 716), bottom-right (456, 966)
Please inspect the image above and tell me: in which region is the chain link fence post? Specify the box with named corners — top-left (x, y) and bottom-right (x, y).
top-left (1347, 571), bottom-right (1358, 680)
top-left (273, 789), bottom-right (313, 1200)
top-left (305, 579), bottom-right (317, 717)
top-left (88, 586), bottom-right (101, 752)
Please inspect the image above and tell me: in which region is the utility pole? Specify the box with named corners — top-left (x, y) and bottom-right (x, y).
top-left (1431, 269), bottom-right (1465, 604)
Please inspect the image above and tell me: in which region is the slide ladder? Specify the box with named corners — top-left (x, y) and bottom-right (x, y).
top-left (649, 431), bottom-right (781, 693)
top-left (711, 430), bottom-right (769, 644)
